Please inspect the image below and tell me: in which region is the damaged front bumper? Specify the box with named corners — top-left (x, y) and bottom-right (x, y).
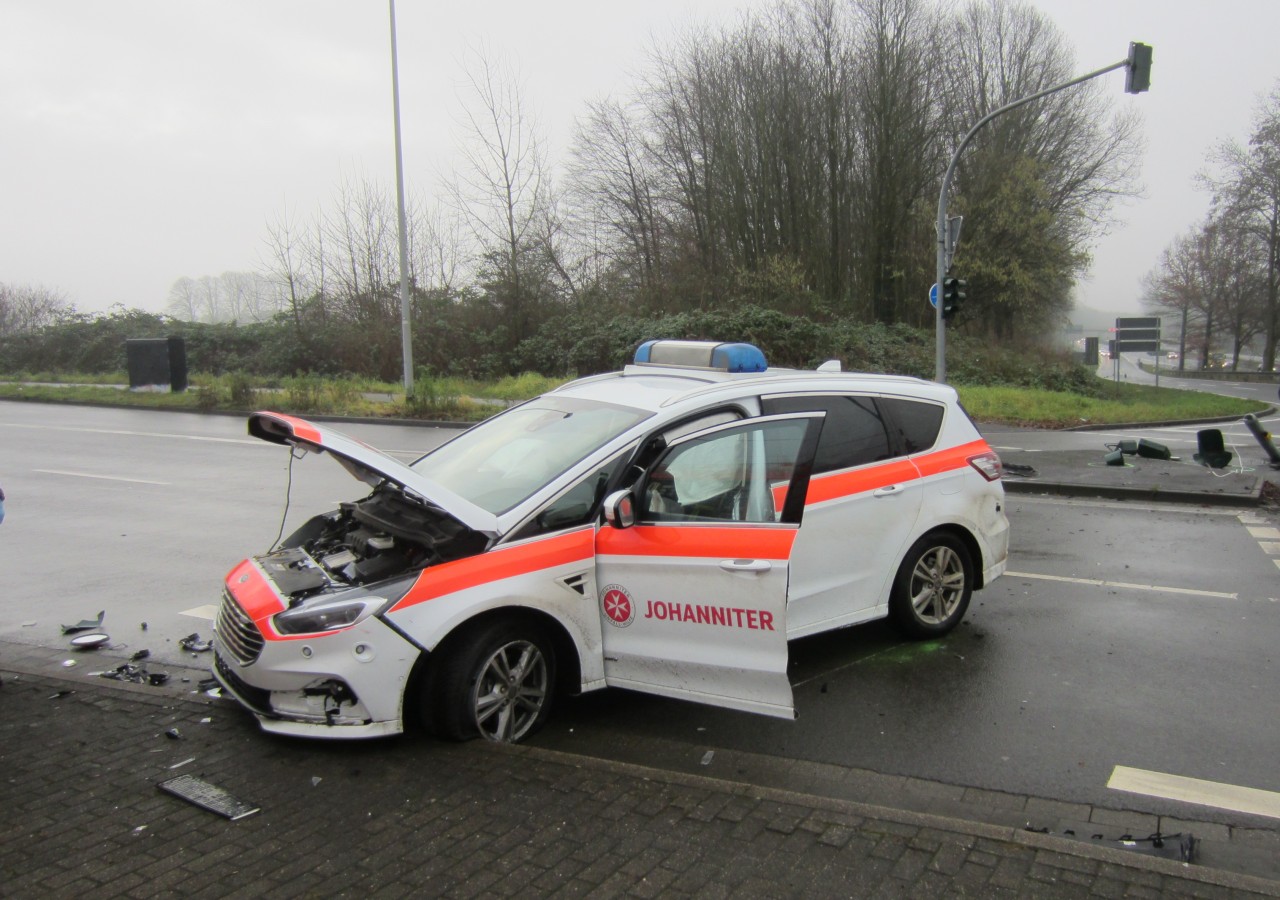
top-left (213, 604), bottom-right (422, 740)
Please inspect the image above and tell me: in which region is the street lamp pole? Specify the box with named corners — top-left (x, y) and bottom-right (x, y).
top-left (388, 0), bottom-right (414, 399)
top-left (934, 52), bottom-right (1140, 383)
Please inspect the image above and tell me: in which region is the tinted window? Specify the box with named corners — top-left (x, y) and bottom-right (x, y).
top-left (880, 398), bottom-right (943, 453)
top-left (761, 395), bottom-right (891, 473)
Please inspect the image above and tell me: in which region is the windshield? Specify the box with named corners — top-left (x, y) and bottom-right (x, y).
top-left (411, 397), bottom-right (650, 514)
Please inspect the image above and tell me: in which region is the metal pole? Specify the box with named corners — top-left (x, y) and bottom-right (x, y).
top-left (389, 0), bottom-right (414, 399)
top-left (934, 58), bottom-right (1130, 383)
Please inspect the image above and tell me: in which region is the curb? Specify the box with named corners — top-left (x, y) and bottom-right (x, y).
top-left (1001, 478), bottom-right (1265, 507)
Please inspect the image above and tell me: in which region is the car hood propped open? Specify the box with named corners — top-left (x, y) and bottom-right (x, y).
top-left (247, 411), bottom-right (500, 538)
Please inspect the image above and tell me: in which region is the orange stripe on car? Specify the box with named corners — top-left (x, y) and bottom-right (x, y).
top-left (597, 524), bottom-right (796, 559)
top-left (802, 439), bottom-right (992, 505)
top-left (390, 528), bottom-right (595, 611)
top-left (225, 559), bottom-right (287, 621)
top-left (911, 439), bottom-right (992, 478)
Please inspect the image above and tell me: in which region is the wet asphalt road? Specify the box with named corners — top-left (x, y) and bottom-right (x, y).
top-left (2, 399), bottom-right (1278, 829)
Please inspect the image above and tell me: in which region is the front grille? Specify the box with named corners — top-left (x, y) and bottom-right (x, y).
top-left (214, 653), bottom-right (274, 716)
top-left (217, 590), bottom-right (265, 665)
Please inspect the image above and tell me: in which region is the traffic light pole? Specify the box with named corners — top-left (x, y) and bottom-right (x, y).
top-left (934, 52), bottom-right (1141, 383)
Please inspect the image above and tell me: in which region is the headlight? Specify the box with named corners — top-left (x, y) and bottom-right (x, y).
top-left (273, 596), bottom-right (389, 636)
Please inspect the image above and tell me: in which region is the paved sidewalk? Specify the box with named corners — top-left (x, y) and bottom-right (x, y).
top-left (3, 651), bottom-right (1277, 898)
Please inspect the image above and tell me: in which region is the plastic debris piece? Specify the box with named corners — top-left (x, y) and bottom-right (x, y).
top-left (169, 758), bottom-right (196, 770)
top-left (700, 750), bottom-right (714, 766)
top-left (62, 659), bottom-right (77, 668)
top-left (70, 632), bottom-right (110, 650)
top-left (197, 677), bottom-right (219, 692)
top-left (61, 611), bottom-right (105, 635)
top-left (311, 776), bottom-right (322, 787)
top-left (165, 728), bottom-right (182, 740)
top-left (132, 825), bottom-right (148, 835)
top-left (48, 690), bottom-right (75, 700)
top-left (200, 717), bottom-right (212, 724)
top-left (158, 774), bottom-right (259, 820)
top-left (179, 633), bottom-right (212, 653)
top-left (22, 621), bottom-right (36, 627)
top-left (131, 649), bottom-right (151, 661)
top-left (148, 672), bottom-right (170, 686)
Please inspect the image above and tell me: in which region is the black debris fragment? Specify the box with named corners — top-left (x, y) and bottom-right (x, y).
top-left (131, 649), bottom-right (150, 662)
top-left (179, 633), bottom-right (212, 653)
top-left (165, 728), bottom-right (182, 740)
top-left (48, 690), bottom-right (75, 700)
top-left (61, 611), bottom-right (105, 635)
top-left (100, 662), bottom-right (171, 686)
top-left (196, 677), bottom-right (219, 692)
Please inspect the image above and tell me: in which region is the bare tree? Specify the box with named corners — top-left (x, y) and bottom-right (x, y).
top-left (1202, 83), bottom-right (1280, 370)
top-left (448, 47), bottom-right (557, 341)
top-left (0, 283), bottom-right (69, 334)
top-left (165, 277), bottom-right (201, 321)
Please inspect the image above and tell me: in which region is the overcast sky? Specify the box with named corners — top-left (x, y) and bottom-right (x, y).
top-left (2, 1), bottom-right (1277, 319)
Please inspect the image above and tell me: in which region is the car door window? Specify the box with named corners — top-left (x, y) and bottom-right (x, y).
top-left (641, 418), bottom-right (809, 523)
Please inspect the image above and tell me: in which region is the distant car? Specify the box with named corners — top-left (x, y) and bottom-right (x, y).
top-left (1167, 352), bottom-right (1179, 360)
top-left (213, 340), bottom-right (1010, 743)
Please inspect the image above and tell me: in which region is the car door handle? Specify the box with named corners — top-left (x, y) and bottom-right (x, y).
top-left (720, 559), bottom-right (772, 573)
top-left (872, 484), bottom-right (903, 497)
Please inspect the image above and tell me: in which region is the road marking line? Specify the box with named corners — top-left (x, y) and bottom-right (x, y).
top-left (180, 605), bottom-right (220, 620)
top-left (1004, 571), bottom-right (1237, 599)
top-left (4, 423), bottom-right (259, 445)
top-left (1246, 526), bottom-right (1280, 540)
top-left (1258, 542), bottom-right (1280, 555)
top-left (35, 469), bottom-right (169, 486)
top-left (1108, 766), bottom-right (1280, 820)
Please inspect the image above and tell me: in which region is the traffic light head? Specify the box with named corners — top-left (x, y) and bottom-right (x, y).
top-left (1126, 42), bottom-right (1152, 94)
top-left (942, 277), bottom-right (967, 320)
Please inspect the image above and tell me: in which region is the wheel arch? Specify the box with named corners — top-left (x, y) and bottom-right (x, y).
top-left (404, 605), bottom-right (584, 731)
top-left (916, 522), bottom-right (984, 589)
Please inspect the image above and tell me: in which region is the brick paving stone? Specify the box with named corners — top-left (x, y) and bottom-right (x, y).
top-left (3, 666), bottom-right (1279, 900)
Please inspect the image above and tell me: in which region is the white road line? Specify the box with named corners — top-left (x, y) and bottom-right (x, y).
top-left (1108, 766), bottom-right (1280, 820)
top-left (35, 469), bottom-right (169, 486)
top-left (1258, 542), bottom-right (1280, 555)
top-left (1004, 570), bottom-right (1238, 600)
top-left (3, 422), bottom-right (258, 445)
top-left (1246, 526), bottom-right (1280, 540)
top-left (179, 605), bottom-right (220, 620)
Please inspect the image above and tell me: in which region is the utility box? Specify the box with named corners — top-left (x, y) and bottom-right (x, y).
top-left (125, 337), bottom-right (188, 392)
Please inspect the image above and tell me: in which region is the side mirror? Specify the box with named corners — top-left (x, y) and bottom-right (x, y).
top-left (602, 490), bottom-right (635, 529)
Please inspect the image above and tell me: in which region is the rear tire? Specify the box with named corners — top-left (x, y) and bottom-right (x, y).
top-left (429, 621), bottom-right (556, 743)
top-left (888, 532), bottom-right (973, 639)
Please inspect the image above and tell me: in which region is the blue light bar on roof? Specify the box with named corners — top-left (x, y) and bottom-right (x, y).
top-left (633, 340), bottom-right (767, 373)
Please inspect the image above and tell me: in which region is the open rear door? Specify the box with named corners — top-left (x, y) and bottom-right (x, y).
top-left (594, 413), bottom-right (823, 718)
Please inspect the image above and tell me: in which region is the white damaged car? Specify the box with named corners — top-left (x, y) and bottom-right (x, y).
top-left (213, 340), bottom-right (1009, 743)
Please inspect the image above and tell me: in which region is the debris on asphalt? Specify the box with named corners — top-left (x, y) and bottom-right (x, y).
top-left (131, 649), bottom-right (150, 661)
top-left (61, 659), bottom-right (77, 668)
top-left (179, 633), bottom-right (212, 653)
top-left (69, 632), bottom-right (110, 650)
top-left (158, 774), bottom-right (259, 820)
top-left (60, 611), bottom-right (105, 634)
top-left (165, 728), bottom-right (182, 740)
top-left (700, 750), bottom-right (714, 766)
top-left (100, 662), bottom-right (171, 686)
top-left (169, 758), bottom-right (196, 770)
top-left (140, 622), bottom-right (148, 630)
top-left (1002, 463), bottom-right (1037, 477)
top-left (48, 690), bottom-right (75, 700)
top-left (311, 776), bottom-right (322, 787)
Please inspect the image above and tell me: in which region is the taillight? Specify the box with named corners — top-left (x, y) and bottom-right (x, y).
top-left (968, 451), bottom-right (1003, 482)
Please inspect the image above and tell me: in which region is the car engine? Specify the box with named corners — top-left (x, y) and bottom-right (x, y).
top-left (262, 486), bottom-right (488, 600)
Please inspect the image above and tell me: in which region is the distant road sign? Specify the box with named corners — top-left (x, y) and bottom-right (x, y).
top-left (1116, 317), bottom-right (1160, 329)
top-left (1114, 317), bottom-right (1161, 355)
top-left (1115, 340), bottom-right (1159, 353)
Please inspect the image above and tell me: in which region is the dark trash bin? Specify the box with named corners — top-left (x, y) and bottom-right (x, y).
top-left (125, 337), bottom-right (187, 392)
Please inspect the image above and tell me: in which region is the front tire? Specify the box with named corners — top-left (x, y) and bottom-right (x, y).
top-left (430, 621), bottom-right (556, 743)
top-left (889, 532), bottom-right (973, 638)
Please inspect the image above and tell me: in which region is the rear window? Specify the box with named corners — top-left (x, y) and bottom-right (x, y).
top-left (761, 394), bottom-right (892, 474)
top-left (880, 398), bottom-right (944, 453)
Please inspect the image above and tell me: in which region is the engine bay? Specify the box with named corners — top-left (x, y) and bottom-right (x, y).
top-left (261, 486), bottom-right (488, 601)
